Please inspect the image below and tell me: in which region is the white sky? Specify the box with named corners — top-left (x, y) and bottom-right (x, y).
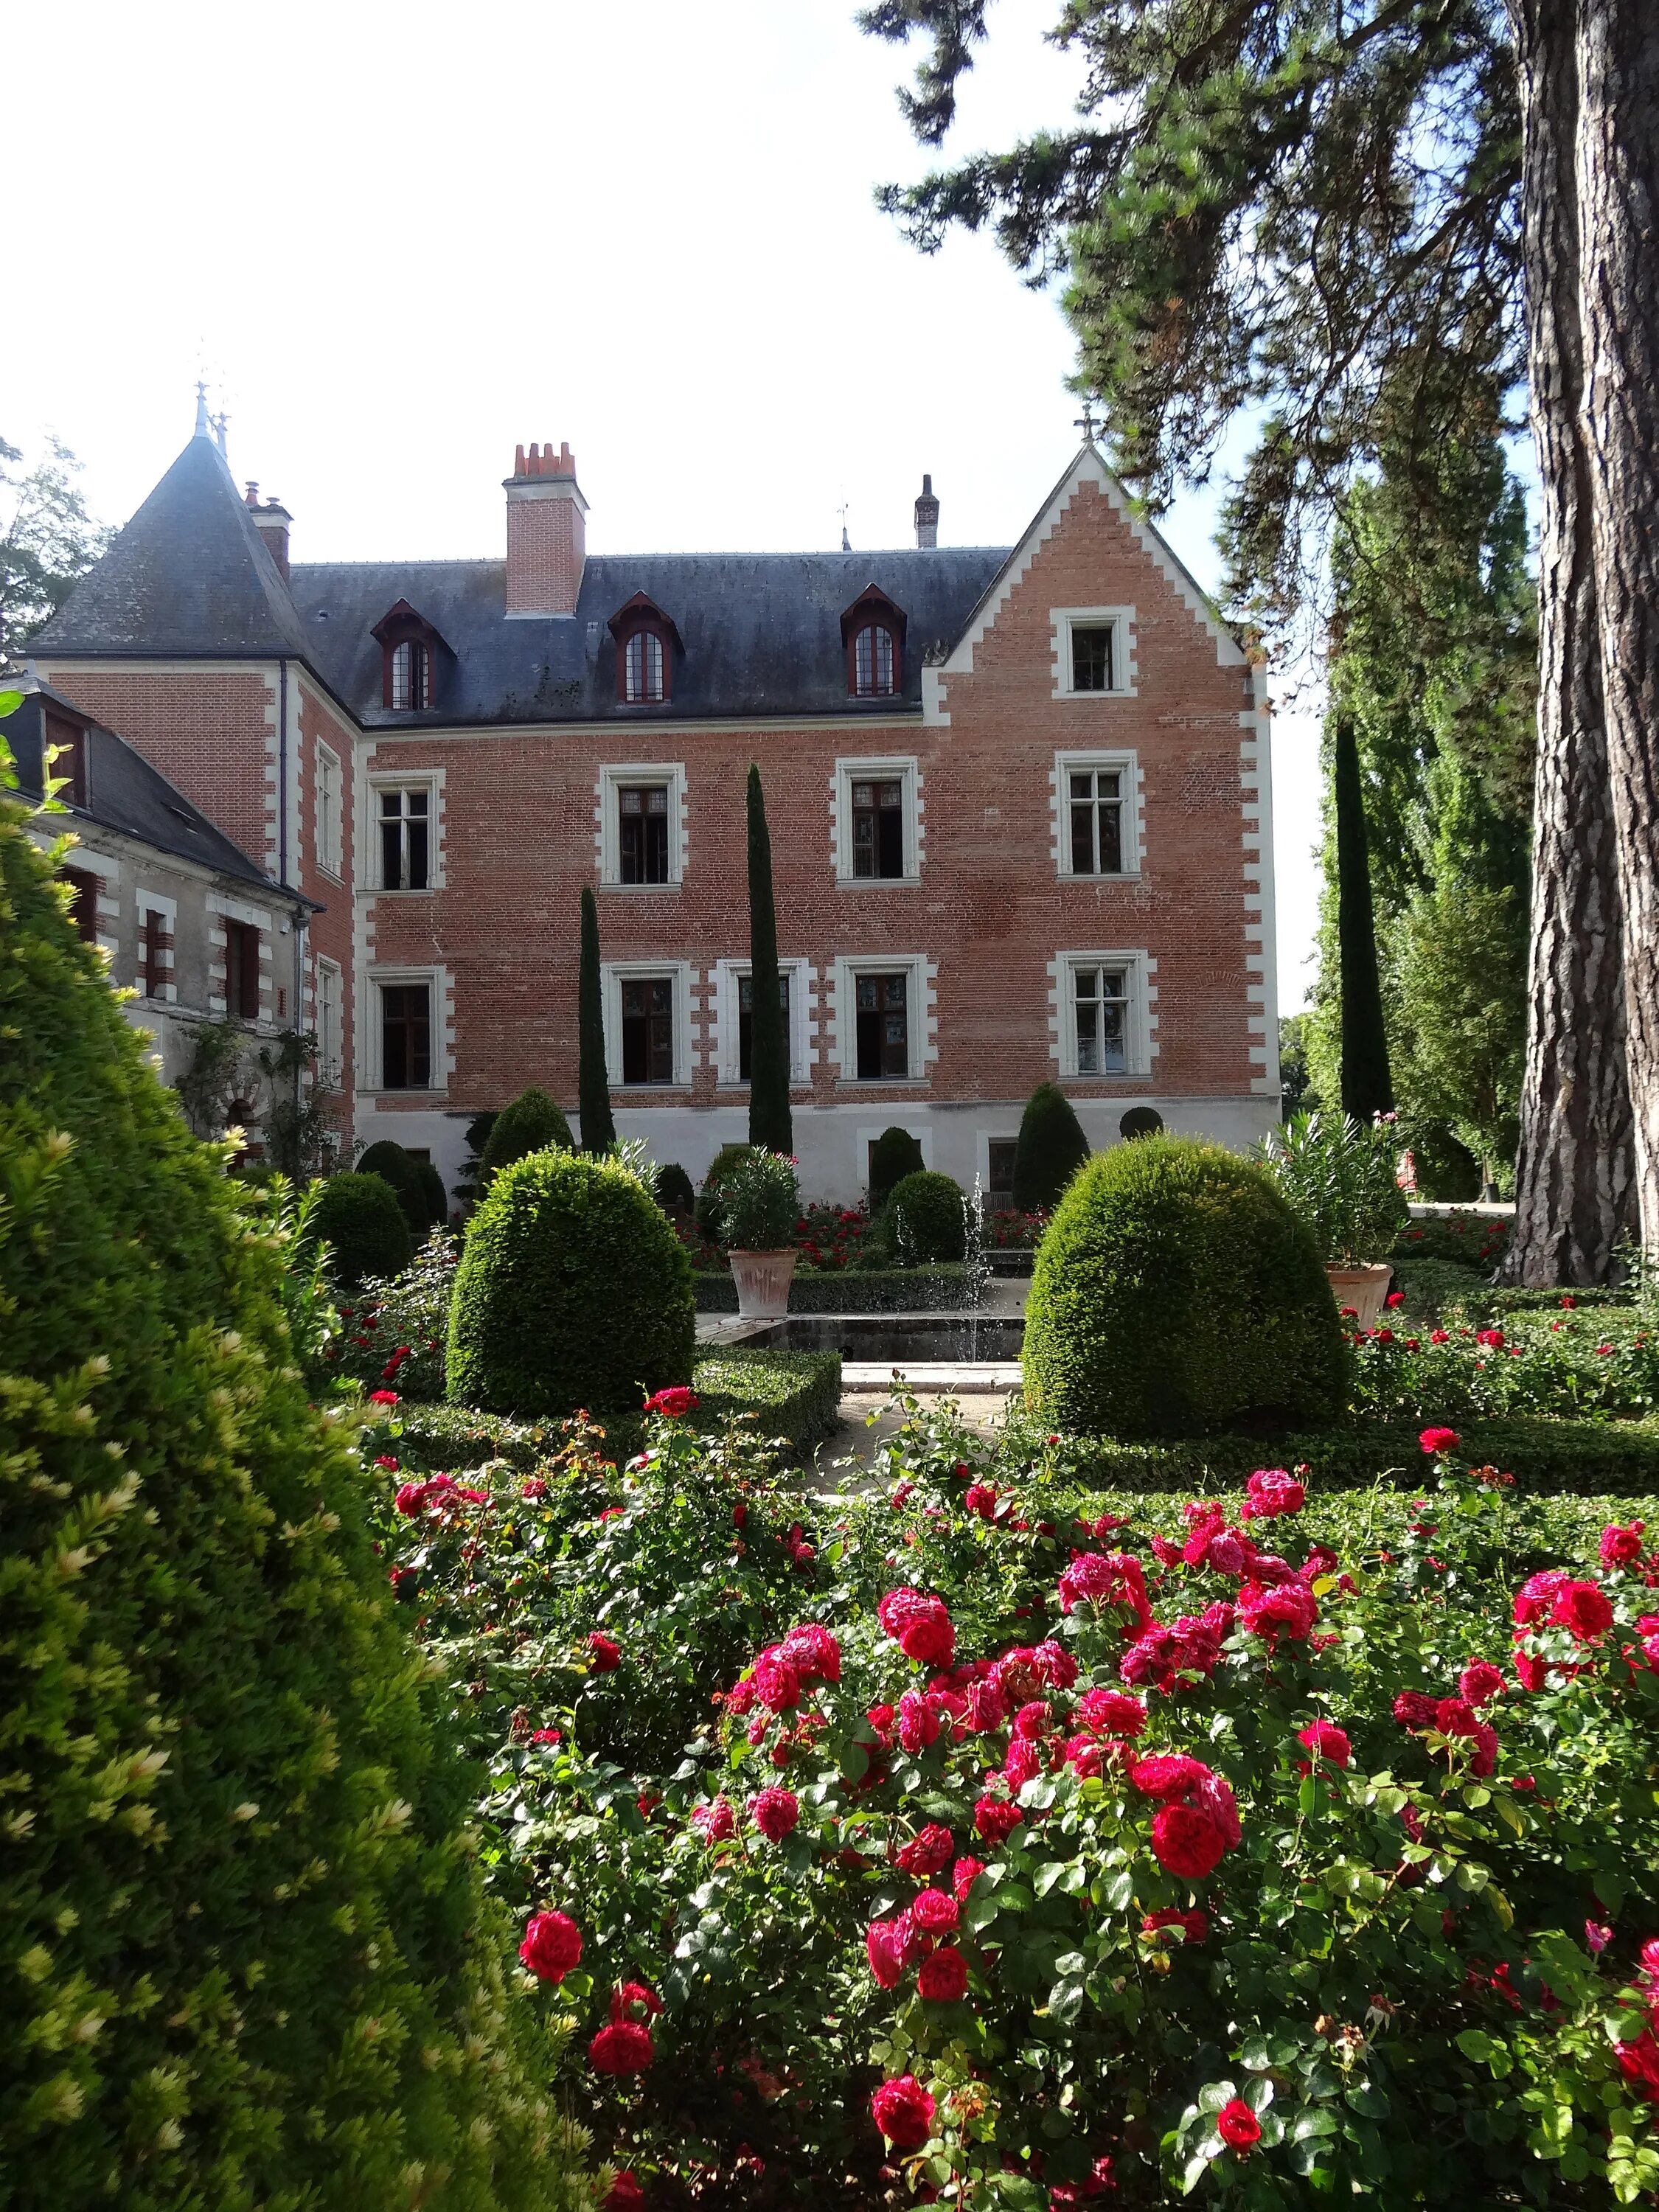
top-left (7, 0), bottom-right (1322, 1006)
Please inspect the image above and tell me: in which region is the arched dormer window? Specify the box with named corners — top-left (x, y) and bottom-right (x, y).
top-left (841, 585), bottom-right (905, 698)
top-left (608, 592), bottom-right (682, 706)
top-left (372, 599), bottom-right (448, 713)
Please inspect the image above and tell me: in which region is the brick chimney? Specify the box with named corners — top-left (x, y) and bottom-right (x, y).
top-left (505, 441), bottom-right (588, 616)
top-left (914, 473), bottom-right (939, 549)
top-left (244, 481), bottom-right (292, 580)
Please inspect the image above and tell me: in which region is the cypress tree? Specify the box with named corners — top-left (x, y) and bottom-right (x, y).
top-left (745, 763), bottom-right (792, 1154)
top-left (1333, 709), bottom-right (1394, 1120)
top-left (578, 886), bottom-right (615, 1153)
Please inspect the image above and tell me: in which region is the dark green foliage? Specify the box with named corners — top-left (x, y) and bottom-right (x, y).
top-left (655, 1161), bottom-right (695, 1212)
top-left (448, 1148), bottom-right (695, 1416)
top-left (868, 1125), bottom-right (925, 1208)
top-left (0, 807), bottom-right (585, 2208)
top-left (308, 1169), bottom-right (413, 1288)
top-left (0, 432), bottom-right (111, 653)
top-left (745, 764), bottom-right (792, 1155)
top-left (886, 1169), bottom-right (968, 1262)
top-left (1011, 1082), bottom-right (1090, 1211)
top-left (479, 1085), bottom-right (573, 1189)
top-left (455, 1108), bottom-right (498, 1211)
top-left (417, 1156), bottom-right (449, 1226)
top-left (1023, 1135), bottom-right (1348, 1439)
top-left (695, 1142), bottom-right (757, 1239)
top-left (577, 888), bottom-right (615, 1153)
top-left (693, 1265), bottom-right (975, 1314)
top-left (1333, 712), bottom-right (1394, 1120)
top-left (356, 1135), bottom-right (431, 1236)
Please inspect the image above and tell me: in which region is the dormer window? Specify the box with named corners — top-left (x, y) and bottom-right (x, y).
top-left (390, 639), bottom-right (430, 711)
top-left (372, 599), bottom-right (448, 713)
top-left (841, 585), bottom-right (905, 698)
top-left (608, 593), bottom-right (681, 706)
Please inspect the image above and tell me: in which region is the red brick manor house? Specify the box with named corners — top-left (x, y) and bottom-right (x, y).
top-left (29, 409), bottom-right (1280, 1207)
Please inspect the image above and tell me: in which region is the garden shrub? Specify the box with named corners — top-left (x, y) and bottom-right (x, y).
top-left (695, 1141), bottom-right (757, 1239)
top-left (1349, 1304), bottom-right (1659, 1427)
top-left (479, 1085), bottom-right (574, 1189)
top-left (328, 1225), bottom-right (458, 1401)
top-left (887, 1168), bottom-right (969, 1263)
top-left (655, 1161), bottom-right (695, 1213)
top-left (308, 1169), bottom-right (413, 1287)
top-left (869, 1124), bottom-right (925, 1209)
top-left (1024, 1135), bottom-right (1348, 1438)
top-left (1012, 1080), bottom-right (1091, 1211)
top-left (1392, 1208), bottom-right (1511, 1270)
top-left (417, 1155), bottom-right (449, 1226)
top-left (356, 1135), bottom-right (431, 1237)
top-left (0, 808), bottom-right (591, 2209)
top-left (449, 1147), bottom-right (695, 1415)
top-left (1390, 1253), bottom-right (1488, 1320)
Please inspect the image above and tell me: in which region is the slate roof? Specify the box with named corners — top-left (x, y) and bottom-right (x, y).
top-left (4, 681), bottom-right (312, 902)
top-left (35, 428), bottom-right (1012, 727)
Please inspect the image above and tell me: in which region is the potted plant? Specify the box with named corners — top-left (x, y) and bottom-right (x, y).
top-left (719, 1148), bottom-right (801, 1320)
top-left (1259, 1110), bottom-right (1408, 1331)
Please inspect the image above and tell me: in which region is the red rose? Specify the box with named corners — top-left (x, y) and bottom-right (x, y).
top-left (531, 1726), bottom-right (562, 1745)
top-left (897, 1688), bottom-right (943, 1754)
top-left (1076, 1689), bottom-right (1147, 1738)
top-left (1217, 2098), bottom-right (1262, 2151)
top-left (952, 1854), bottom-right (987, 1902)
top-left (1239, 1578), bottom-right (1318, 1643)
top-left (369, 1388), bottom-right (400, 1407)
top-left (644, 1385), bottom-right (699, 1418)
top-left (1419, 1427), bottom-right (1460, 1455)
top-left (521, 1476), bottom-right (548, 1500)
top-left (1242, 1468), bottom-right (1306, 1521)
top-left (779, 1622), bottom-right (841, 1683)
top-left (917, 1947), bottom-right (969, 2002)
top-left (747, 1786), bottom-right (799, 1842)
top-left (1150, 1802), bottom-right (1228, 1879)
top-left (1393, 1690), bottom-right (1439, 1727)
top-left (1601, 1521), bottom-right (1646, 1568)
top-left (964, 1483), bottom-right (998, 1518)
top-left (1615, 2029), bottom-right (1659, 2103)
top-left (590, 2020), bottom-right (654, 2074)
top-left (911, 1888), bottom-right (959, 1935)
top-left (974, 1792), bottom-right (1023, 1843)
top-left (1458, 1661), bottom-right (1506, 1706)
top-left (894, 1823), bottom-right (954, 1877)
top-left (587, 1632), bottom-right (622, 1672)
top-left (1130, 1753), bottom-right (1214, 1801)
top-left (1296, 1720), bottom-right (1352, 1768)
top-left (871, 2073), bottom-right (936, 2148)
top-left (691, 1797), bottom-right (736, 1843)
top-left (1549, 1579), bottom-right (1615, 1640)
top-left (518, 1910), bottom-right (582, 1983)
top-left (867, 1916), bottom-right (907, 1989)
top-left (394, 1481), bottom-right (430, 1517)
top-left (1143, 1907), bottom-right (1208, 1947)
top-left (751, 1649), bottom-right (801, 1711)
top-left (879, 1588), bottom-right (957, 1668)
top-left (605, 2174), bottom-right (647, 2211)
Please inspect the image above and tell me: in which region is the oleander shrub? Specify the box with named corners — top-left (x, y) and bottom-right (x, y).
top-left (1012, 1081), bottom-right (1091, 1211)
top-left (869, 1125), bottom-right (926, 1210)
top-left (655, 1161), bottom-right (695, 1213)
top-left (308, 1168), bottom-right (413, 1287)
top-left (0, 807), bottom-right (593, 2211)
top-left (695, 1141), bottom-right (757, 1239)
top-left (887, 1168), bottom-right (970, 1264)
top-left (479, 1085), bottom-right (574, 1189)
top-left (449, 1147), bottom-right (695, 1415)
top-left (356, 1135), bottom-right (431, 1237)
top-left (1024, 1136), bottom-right (1348, 1439)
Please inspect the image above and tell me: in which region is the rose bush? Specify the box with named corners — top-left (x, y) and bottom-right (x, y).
top-left (368, 1397), bottom-right (1659, 2208)
top-left (1349, 1304), bottom-right (1659, 1425)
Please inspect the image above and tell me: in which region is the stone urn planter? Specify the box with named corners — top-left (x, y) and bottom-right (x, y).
top-left (1325, 1261), bottom-right (1394, 1333)
top-left (729, 1248), bottom-right (797, 1321)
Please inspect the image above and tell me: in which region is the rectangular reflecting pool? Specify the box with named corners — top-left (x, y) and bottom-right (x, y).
top-left (747, 1313), bottom-right (1025, 1364)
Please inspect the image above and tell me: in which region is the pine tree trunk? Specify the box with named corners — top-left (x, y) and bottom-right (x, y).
top-left (1333, 711), bottom-right (1394, 1120)
top-left (1501, 0), bottom-right (1634, 1285)
top-left (1576, 0), bottom-right (1659, 1256)
top-left (577, 886), bottom-right (616, 1154)
top-left (745, 765), bottom-right (793, 1156)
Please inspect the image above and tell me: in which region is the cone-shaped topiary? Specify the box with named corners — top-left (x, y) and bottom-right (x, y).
top-left (1012, 1082), bottom-right (1091, 1211)
top-left (0, 807), bottom-right (591, 2209)
top-left (356, 1135), bottom-right (431, 1236)
top-left (416, 1155), bottom-right (449, 1227)
top-left (309, 1168), bottom-right (414, 1287)
top-left (448, 1148), bottom-right (695, 1416)
top-left (745, 764), bottom-right (793, 1155)
top-left (577, 888), bottom-right (616, 1154)
top-left (886, 1169), bottom-right (969, 1262)
top-left (479, 1085), bottom-right (574, 1189)
top-left (868, 1125), bottom-right (925, 1209)
top-left (1023, 1134), bottom-right (1348, 1439)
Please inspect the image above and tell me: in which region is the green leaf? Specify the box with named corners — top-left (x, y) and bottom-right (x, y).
top-left (1034, 1858), bottom-right (1068, 1899)
top-left (1344, 2081), bottom-right (1389, 2119)
top-left (1292, 2108), bottom-right (1340, 2141)
top-left (1199, 2079), bottom-right (1239, 2115)
top-left (1455, 2029), bottom-right (1494, 2062)
top-left (1238, 2037), bottom-right (1273, 2072)
top-left (1048, 1977), bottom-right (1085, 2025)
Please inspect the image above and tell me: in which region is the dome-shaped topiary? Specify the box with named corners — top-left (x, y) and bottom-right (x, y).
top-left (695, 1141), bottom-right (756, 1239)
top-left (1023, 1135), bottom-right (1348, 1439)
top-left (479, 1086), bottom-right (574, 1189)
top-left (449, 1149), bottom-right (696, 1416)
top-left (309, 1169), bottom-right (413, 1288)
top-left (356, 1135), bottom-right (431, 1236)
top-left (868, 1125), bottom-right (925, 1209)
top-left (886, 1169), bottom-right (969, 1263)
top-left (0, 807), bottom-right (588, 2208)
top-left (655, 1161), bottom-right (695, 1213)
top-left (1012, 1082), bottom-right (1091, 1211)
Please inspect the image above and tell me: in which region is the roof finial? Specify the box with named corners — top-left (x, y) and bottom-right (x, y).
top-left (838, 501), bottom-right (851, 553)
top-left (1074, 398), bottom-right (1102, 447)
top-left (194, 380), bottom-right (211, 438)
top-left (212, 409), bottom-right (229, 459)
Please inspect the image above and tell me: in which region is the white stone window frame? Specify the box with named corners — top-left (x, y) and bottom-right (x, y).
top-left (830, 754), bottom-right (923, 886)
top-left (316, 742), bottom-right (344, 882)
top-left (596, 762), bottom-right (688, 891)
top-left (602, 959), bottom-right (695, 1091)
top-left (1052, 747), bottom-right (1146, 880)
top-left (830, 953), bottom-right (937, 1085)
top-left (316, 954), bottom-right (344, 1088)
top-left (1051, 606), bottom-right (1138, 700)
top-left (366, 962), bottom-right (452, 1097)
top-left (134, 886), bottom-right (179, 1005)
top-left (367, 768), bottom-right (447, 894)
top-left (206, 889), bottom-right (275, 1023)
top-left (712, 956), bottom-right (815, 1088)
top-left (978, 1127), bottom-right (1023, 1195)
top-left (1049, 949), bottom-right (1158, 1079)
top-left (66, 845), bottom-right (122, 959)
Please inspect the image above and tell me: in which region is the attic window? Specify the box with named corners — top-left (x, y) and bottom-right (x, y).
top-left (841, 586), bottom-right (905, 699)
top-left (625, 632), bottom-right (664, 704)
top-left (608, 594), bottom-right (681, 707)
top-left (44, 710), bottom-right (88, 808)
top-left (390, 639), bottom-right (430, 712)
top-left (372, 599), bottom-right (448, 712)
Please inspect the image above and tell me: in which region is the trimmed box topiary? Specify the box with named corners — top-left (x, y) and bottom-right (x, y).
top-left (449, 1147), bottom-right (696, 1415)
top-left (478, 1084), bottom-right (573, 1189)
top-left (1012, 1082), bottom-right (1091, 1211)
top-left (356, 1135), bottom-right (431, 1236)
top-left (308, 1169), bottom-right (413, 1287)
top-left (1023, 1134), bottom-right (1348, 1438)
top-left (0, 806), bottom-right (588, 2208)
top-left (886, 1168), bottom-right (969, 1263)
top-left (655, 1161), bottom-right (696, 1213)
top-left (868, 1125), bottom-right (925, 1209)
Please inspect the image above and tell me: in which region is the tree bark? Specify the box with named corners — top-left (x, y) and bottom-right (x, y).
top-left (1502, 0), bottom-right (1634, 1285)
top-left (1575, 0), bottom-right (1659, 1256)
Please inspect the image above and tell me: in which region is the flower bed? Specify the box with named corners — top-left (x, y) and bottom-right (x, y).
top-left (1349, 1305), bottom-right (1659, 1425)
top-left (366, 1395), bottom-right (1659, 2207)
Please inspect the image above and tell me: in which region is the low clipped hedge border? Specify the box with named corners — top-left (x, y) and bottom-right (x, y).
top-left (394, 1346), bottom-right (844, 1470)
top-left (694, 1265), bottom-right (975, 1313)
top-left (1040, 1413), bottom-right (1659, 1498)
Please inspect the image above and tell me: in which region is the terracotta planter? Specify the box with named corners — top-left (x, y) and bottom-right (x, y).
top-left (729, 1248), bottom-right (797, 1321)
top-left (1325, 1261), bottom-right (1394, 1333)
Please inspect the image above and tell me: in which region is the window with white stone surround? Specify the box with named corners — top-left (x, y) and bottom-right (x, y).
top-left (831, 954), bottom-right (935, 1083)
top-left (598, 763), bottom-right (687, 889)
top-left (831, 757), bottom-right (921, 884)
top-left (1050, 607), bottom-right (1137, 698)
top-left (1053, 748), bottom-right (1144, 877)
top-left (316, 744), bottom-right (343, 878)
top-left (316, 956), bottom-right (343, 1086)
top-left (1052, 950), bottom-right (1154, 1078)
top-left (602, 960), bottom-right (694, 1088)
top-left (366, 964), bottom-right (451, 1093)
top-left (714, 957), bottom-right (812, 1085)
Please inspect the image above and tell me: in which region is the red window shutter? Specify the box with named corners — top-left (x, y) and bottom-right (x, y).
top-left (240, 925), bottom-right (260, 1017)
